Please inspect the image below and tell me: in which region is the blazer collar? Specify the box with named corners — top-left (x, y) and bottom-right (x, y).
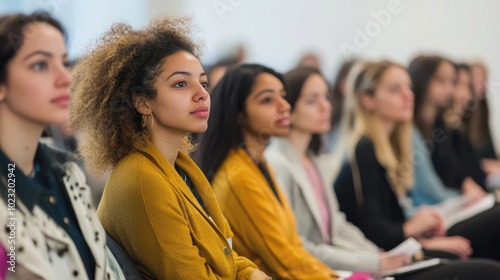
top-left (228, 147), bottom-right (287, 206)
top-left (137, 141), bottom-right (228, 236)
top-left (268, 137), bottom-right (327, 236)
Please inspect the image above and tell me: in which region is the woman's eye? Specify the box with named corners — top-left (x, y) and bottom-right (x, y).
top-left (262, 97), bottom-right (272, 104)
top-left (307, 98), bottom-right (316, 104)
top-left (63, 61), bottom-right (71, 69)
top-left (201, 82), bottom-right (208, 89)
top-left (174, 81), bottom-right (186, 88)
top-left (32, 61), bottom-right (48, 71)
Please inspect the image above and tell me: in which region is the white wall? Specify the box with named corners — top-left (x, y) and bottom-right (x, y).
top-left (2, 0), bottom-right (498, 149)
top-left (151, 0), bottom-right (500, 150)
top-left (0, 0), bottom-right (149, 60)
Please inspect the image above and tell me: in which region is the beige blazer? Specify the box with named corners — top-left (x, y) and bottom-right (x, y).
top-left (265, 137), bottom-right (381, 273)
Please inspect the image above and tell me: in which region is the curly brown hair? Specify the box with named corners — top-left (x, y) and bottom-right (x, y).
top-left (70, 17), bottom-right (202, 174)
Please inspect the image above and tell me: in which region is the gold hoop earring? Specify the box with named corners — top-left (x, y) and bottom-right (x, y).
top-left (150, 112), bottom-right (155, 130)
top-left (142, 113), bottom-right (152, 129)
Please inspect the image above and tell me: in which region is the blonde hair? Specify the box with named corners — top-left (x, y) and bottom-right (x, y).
top-left (335, 60), bottom-right (414, 198)
top-left (70, 16), bottom-right (200, 175)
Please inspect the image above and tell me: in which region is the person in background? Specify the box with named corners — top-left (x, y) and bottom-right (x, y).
top-left (70, 17), bottom-right (268, 280)
top-left (326, 60), bottom-right (357, 153)
top-left (297, 52), bottom-right (322, 70)
top-left (469, 62), bottom-right (500, 175)
top-left (410, 63), bottom-right (476, 206)
top-left (469, 62), bottom-right (498, 161)
top-left (198, 64), bottom-right (338, 280)
top-left (410, 56), bottom-right (487, 197)
top-left (334, 60), bottom-right (500, 262)
top-left (265, 66), bottom-right (412, 274)
top-left (0, 12), bottom-right (124, 279)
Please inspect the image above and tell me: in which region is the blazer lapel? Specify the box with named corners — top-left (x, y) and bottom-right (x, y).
top-left (314, 153), bottom-right (339, 243)
top-left (176, 152), bottom-right (228, 234)
top-left (55, 162), bottom-right (106, 277)
top-left (138, 142), bottom-right (227, 237)
top-left (271, 138), bottom-right (326, 237)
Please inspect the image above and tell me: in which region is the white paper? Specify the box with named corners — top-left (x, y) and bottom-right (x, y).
top-left (486, 173), bottom-right (500, 188)
top-left (379, 258), bottom-right (441, 276)
top-left (386, 238), bottom-right (422, 257)
top-left (336, 270), bottom-right (353, 279)
top-left (433, 194), bottom-right (495, 229)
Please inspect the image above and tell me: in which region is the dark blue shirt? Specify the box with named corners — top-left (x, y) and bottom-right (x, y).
top-left (0, 144), bottom-right (95, 279)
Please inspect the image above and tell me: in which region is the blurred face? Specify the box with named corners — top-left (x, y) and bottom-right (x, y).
top-left (207, 65), bottom-right (226, 93)
top-left (0, 22), bottom-right (71, 126)
top-left (426, 61), bottom-right (456, 108)
top-left (454, 69), bottom-right (473, 116)
top-left (242, 73), bottom-right (291, 138)
top-left (366, 66), bottom-right (414, 123)
top-left (471, 64), bottom-right (487, 98)
top-left (149, 51), bottom-right (209, 134)
top-left (291, 74), bottom-right (331, 134)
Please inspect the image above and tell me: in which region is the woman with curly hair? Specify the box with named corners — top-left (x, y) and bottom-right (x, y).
top-left (70, 17), bottom-right (269, 280)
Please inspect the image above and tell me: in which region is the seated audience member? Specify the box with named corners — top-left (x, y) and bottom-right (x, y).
top-left (70, 17), bottom-right (268, 280)
top-left (198, 64), bottom-right (338, 280)
top-left (265, 67), bottom-right (412, 274)
top-left (326, 60), bottom-right (357, 153)
top-left (469, 62), bottom-right (498, 161)
top-left (410, 56), bottom-right (487, 194)
top-left (334, 61), bottom-right (500, 263)
top-left (0, 12), bottom-right (124, 279)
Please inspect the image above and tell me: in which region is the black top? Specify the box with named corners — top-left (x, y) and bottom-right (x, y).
top-left (430, 121), bottom-right (487, 190)
top-left (0, 144), bottom-right (96, 279)
top-left (473, 138), bottom-right (497, 160)
top-left (334, 136), bottom-right (406, 250)
top-left (175, 164), bottom-right (210, 216)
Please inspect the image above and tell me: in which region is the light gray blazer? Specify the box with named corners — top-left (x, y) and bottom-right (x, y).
top-left (265, 137), bottom-right (381, 272)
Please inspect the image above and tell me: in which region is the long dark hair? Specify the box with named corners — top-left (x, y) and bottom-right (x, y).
top-left (409, 55), bottom-right (455, 139)
top-left (331, 60), bottom-right (357, 128)
top-left (468, 63), bottom-right (495, 155)
top-left (284, 67), bottom-right (327, 155)
top-left (0, 12), bottom-right (65, 85)
top-left (197, 64), bottom-right (285, 182)
top-left (455, 63), bottom-right (475, 126)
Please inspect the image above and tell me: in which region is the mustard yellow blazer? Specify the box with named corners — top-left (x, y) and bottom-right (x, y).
top-left (212, 148), bottom-right (338, 280)
top-left (97, 141), bottom-right (257, 280)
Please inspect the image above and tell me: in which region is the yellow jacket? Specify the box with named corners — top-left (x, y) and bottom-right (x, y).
top-left (212, 148), bottom-right (339, 280)
top-left (97, 141), bottom-right (257, 280)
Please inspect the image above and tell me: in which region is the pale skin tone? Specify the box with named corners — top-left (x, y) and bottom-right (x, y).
top-left (362, 66), bottom-right (472, 259)
top-left (419, 61), bottom-right (487, 201)
top-left (240, 73), bottom-right (291, 163)
top-left (133, 51), bottom-right (270, 280)
top-left (470, 65), bottom-right (500, 174)
top-left (288, 73), bottom-right (410, 271)
top-left (0, 22), bottom-right (71, 175)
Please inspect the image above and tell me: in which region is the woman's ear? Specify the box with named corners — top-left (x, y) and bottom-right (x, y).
top-left (360, 93), bottom-right (376, 112)
top-left (237, 112), bottom-right (247, 127)
top-left (132, 95), bottom-right (152, 115)
top-left (0, 84), bottom-right (6, 102)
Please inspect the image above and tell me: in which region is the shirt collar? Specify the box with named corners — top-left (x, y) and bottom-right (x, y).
top-left (0, 143), bottom-right (63, 212)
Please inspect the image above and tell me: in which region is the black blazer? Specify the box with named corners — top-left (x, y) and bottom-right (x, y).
top-left (431, 126), bottom-right (487, 190)
top-left (334, 136), bottom-right (406, 250)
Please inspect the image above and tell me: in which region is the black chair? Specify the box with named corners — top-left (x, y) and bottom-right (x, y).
top-left (106, 232), bottom-right (145, 280)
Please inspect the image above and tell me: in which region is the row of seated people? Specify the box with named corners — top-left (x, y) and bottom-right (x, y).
top-left (1, 11), bottom-right (500, 280)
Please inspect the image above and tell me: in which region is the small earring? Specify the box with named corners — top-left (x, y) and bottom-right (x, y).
top-left (142, 113), bottom-right (152, 129)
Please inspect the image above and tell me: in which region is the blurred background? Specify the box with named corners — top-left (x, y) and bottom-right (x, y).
top-left (1, 0), bottom-right (498, 150)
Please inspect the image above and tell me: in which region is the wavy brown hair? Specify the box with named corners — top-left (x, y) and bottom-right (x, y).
top-left (70, 17), bottom-right (201, 174)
